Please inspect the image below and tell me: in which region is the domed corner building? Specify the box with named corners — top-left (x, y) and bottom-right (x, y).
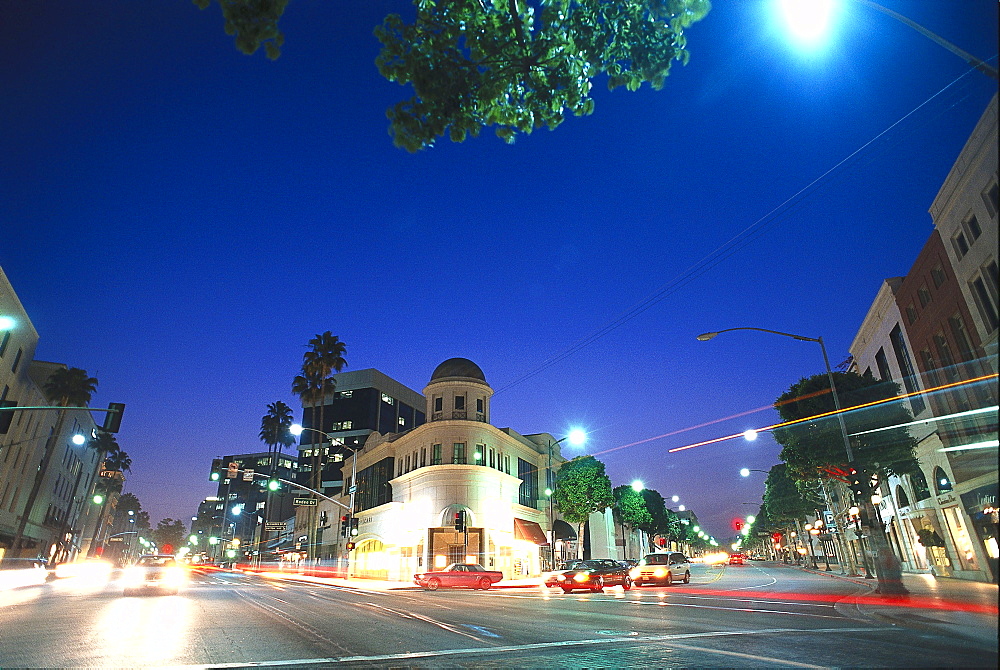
top-left (338, 358), bottom-right (575, 581)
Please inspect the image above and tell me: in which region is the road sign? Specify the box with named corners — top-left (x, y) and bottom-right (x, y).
top-left (242, 468), bottom-right (254, 482)
top-left (294, 498), bottom-right (317, 506)
top-left (265, 522), bottom-right (286, 532)
top-left (227, 462), bottom-right (239, 478)
top-left (107, 536), bottom-right (124, 542)
top-left (348, 485), bottom-right (357, 494)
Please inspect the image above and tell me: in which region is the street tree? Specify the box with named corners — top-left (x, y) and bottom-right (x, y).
top-left (196, 0), bottom-right (712, 151)
top-left (11, 367), bottom-right (98, 556)
top-left (153, 518), bottom-right (188, 553)
top-left (773, 370), bottom-right (919, 483)
top-left (611, 484), bottom-right (652, 558)
top-left (762, 464), bottom-right (818, 529)
top-left (636, 488), bottom-right (669, 537)
top-left (552, 455), bottom-right (613, 558)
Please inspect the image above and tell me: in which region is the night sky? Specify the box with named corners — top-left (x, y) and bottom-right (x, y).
top-left (2, 1), bottom-right (996, 540)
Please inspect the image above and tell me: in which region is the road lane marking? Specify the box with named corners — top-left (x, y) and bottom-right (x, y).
top-left (176, 626), bottom-right (895, 668)
top-left (491, 591), bottom-right (842, 616)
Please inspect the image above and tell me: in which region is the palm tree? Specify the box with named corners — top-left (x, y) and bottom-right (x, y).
top-left (259, 401), bottom-right (295, 535)
top-left (291, 333), bottom-right (346, 560)
top-left (11, 367), bottom-right (98, 556)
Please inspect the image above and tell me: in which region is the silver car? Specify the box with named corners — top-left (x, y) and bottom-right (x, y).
top-left (630, 552), bottom-right (692, 586)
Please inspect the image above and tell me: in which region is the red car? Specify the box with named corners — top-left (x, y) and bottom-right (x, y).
top-left (414, 563), bottom-right (504, 590)
top-left (728, 553), bottom-right (746, 565)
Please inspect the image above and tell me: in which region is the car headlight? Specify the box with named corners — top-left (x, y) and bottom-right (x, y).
top-left (574, 573), bottom-right (589, 582)
top-left (554, 574), bottom-right (565, 582)
top-left (123, 566), bottom-right (145, 586)
top-left (653, 567), bottom-right (667, 577)
top-left (164, 567), bottom-right (185, 585)
top-left (629, 568), bottom-right (640, 579)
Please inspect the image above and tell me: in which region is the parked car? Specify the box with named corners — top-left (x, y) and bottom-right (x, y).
top-left (545, 559), bottom-right (633, 593)
top-left (630, 552), bottom-right (692, 586)
top-left (414, 563), bottom-right (503, 590)
top-left (728, 553), bottom-right (746, 565)
top-left (122, 554), bottom-right (186, 596)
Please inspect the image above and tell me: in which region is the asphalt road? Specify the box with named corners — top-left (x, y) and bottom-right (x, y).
top-left (1, 562), bottom-right (995, 668)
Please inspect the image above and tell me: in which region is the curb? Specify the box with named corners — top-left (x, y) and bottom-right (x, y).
top-left (779, 562), bottom-right (878, 589)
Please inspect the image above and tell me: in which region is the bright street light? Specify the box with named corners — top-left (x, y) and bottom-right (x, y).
top-left (671, 495), bottom-right (679, 503)
top-left (779, 0), bottom-right (833, 47)
top-left (0, 316), bottom-right (14, 330)
top-left (566, 428), bottom-right (586, 447)
top-left (746, 515), bottom-right (756, 524)
top-left (231, 505), bottom-right (242, 516)
top-left (631, 480), bottom-right (644, 493)
top-left (742, 429), bottom-right (758, 442)
top-left (72, 434), bottom-right (86, 445)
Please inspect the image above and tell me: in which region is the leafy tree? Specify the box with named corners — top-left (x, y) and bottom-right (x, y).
top-left (762, 464), bottom-right (818, 526)
top-left (376, 0), bottom-right (711, 151)
top-left (11, 367), bottom-right (99, 555)
top-left (194, 0), bottom-right (288, 60)
top-left (115, 493), bottom-right (152, 535)
top-left (773, 370), bottom-right (919, 484)
top-left (198, 0), bottom-right (711, 151)
top-left (153, 518), bottom-right (188, 553)
top-left (636, 488), bottom-right (669, 536)
top-left (552, 455), bottom-right (613, 558)
top-left (612, 485), bottom-right (652, 557)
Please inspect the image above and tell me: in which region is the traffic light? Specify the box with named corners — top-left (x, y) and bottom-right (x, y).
top-left (268, 479), bottom-right (280, 491)
top-left (350, 517), bottom-right (359, 536)
top-left (341, 515), bottom-right (350, 537)
top-left (847, 462), bottom-right (870, 499)
top-left (210, 459), bottom-right (223, 482)
top-left (453, 510), bottom-right (467, 532)
top-left (93, 494), bottom-right (104, 505)
top-left (345, 542), bottom-right (355, 551)
top-left (103, 402), bottom-right (125, 433)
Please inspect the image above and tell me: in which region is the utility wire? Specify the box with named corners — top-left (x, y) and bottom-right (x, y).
top-left (494, 68), bottom-right (988, 396)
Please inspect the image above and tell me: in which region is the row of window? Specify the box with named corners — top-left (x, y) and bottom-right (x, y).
top-left (951, 180), bottom-right (997, 261)
top-left (969, 259), bottom-right (999, 333)
top-left (395, 443), bottom-right (514, 476)
top-left (431, 395), bottom-right (485, 413)
top-left (892, 466), bottom-right (953, 508)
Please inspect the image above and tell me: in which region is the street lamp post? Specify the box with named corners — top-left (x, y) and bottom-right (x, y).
top-left (545, 430), bottom-right (586, 570)
top-left (698, 327), bottom-right (906, 594)
top-left (290, 424), bottom-right (359, 568)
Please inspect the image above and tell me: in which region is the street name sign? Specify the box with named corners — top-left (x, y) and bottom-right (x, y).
top-left (265, 522), bottom-right (286, 531)
top-left (294, 497), bottom-right (317, 506)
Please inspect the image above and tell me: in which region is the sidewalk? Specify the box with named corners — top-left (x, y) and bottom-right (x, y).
top-left (776, 561), bottom-right (999, 648)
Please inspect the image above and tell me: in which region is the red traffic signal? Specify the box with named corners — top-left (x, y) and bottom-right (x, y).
top-left (346, 542), bottom-right (355, 551)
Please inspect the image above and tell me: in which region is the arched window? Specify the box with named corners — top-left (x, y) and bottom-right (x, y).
top-left (933, 467), bottom-right (953, 494)
top-left (895, 485), bottom-right (910, 507)
top-left (910, 469), bottom-right (931, 502)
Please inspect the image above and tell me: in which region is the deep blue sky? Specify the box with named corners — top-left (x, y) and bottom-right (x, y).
top-left (2, 1), bottom-right (996, 540)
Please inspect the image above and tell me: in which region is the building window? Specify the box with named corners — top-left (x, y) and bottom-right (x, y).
top-left (454, 395), bottom-right (465, 410)
top-left (518, 458), bottom-right (538, 508)
top-left (381, 393), bottom-right (394, 405)
top-left (932, 333), bottom-right (960, 384)
top-left (910, 469), bottom-right (931, 502)
top-left (964, 213), bottom-right (982, 241)
top-left (420, 448), bottom-right (426, 467)
top-left (933, 467), bottom-right (953, 494)
top-left (982, 180), bottom-right (998, 218)
top-left (398, 416), bottom-right (405, 427)
top-left (10, 348), bottom-right (22, 374)
top-left (405, 454), bottom-right (410, 472)
top-left (432, 444), bottom-right (442, 465)
top-left (930, 265), bottom-right (946, 289)
top-left (905, 304), bottom-right (918, 325)
top-left (889, 325), bottom-right (925, 415)
top-left (340, 390), bottom-right (353, 398)
top-left (489, 448), bottom-right (495, 469)
top-left (0, 331), bottom-right (10, 357)
top-left (475, 444), bottom-right (485, 465)
top-left (874, 347), bottom-right (892, 381)
top-left (952, 231), bottom-right (969, 258)
top-left (476, 398), bottom-right (484, 412)
top-left (434, 397), bottom-right (442, 412)
top-left (970, 274), bottom-right (999, 333)
top-left (917, 286), bottom-right (932, 308)
top-left (452, 443), bottom-right (466, 465)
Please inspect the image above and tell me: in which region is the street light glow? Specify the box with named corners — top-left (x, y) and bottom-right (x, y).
top-left (567, 428), bottom-right (586, 447)
top-left (746, 515), bottom-right (756, 524)
top-left (779, 0), bottom-right (834, 47)
top-left (743, 429), bottom-right (758, 442)
top-left (72, 433), bottom-right (86, 445)
top-left (671, 495), bottom-right (679, 503)
top-left (289, 423), bottom-right (304, 436)
top-left (0, 316), bottom-right (14, 330)
top-left (740, 468), bottom-right (751, 477)
top-left (631, 480), bottom-right (644, 493)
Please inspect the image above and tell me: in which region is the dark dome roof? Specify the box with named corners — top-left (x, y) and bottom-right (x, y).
top-left (430, 358), bottom-right (487, 383)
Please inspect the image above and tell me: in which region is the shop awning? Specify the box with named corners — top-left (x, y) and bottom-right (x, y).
top-left (514, 518), bottom-right (548, 545)
top-left (553, 519), bottom-right (577, 541)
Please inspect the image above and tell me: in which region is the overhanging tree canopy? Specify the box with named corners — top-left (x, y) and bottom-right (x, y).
top-left (772, 370), bottom-right (919, 483)
top-left (197, 0), bottom-right (712, 151)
